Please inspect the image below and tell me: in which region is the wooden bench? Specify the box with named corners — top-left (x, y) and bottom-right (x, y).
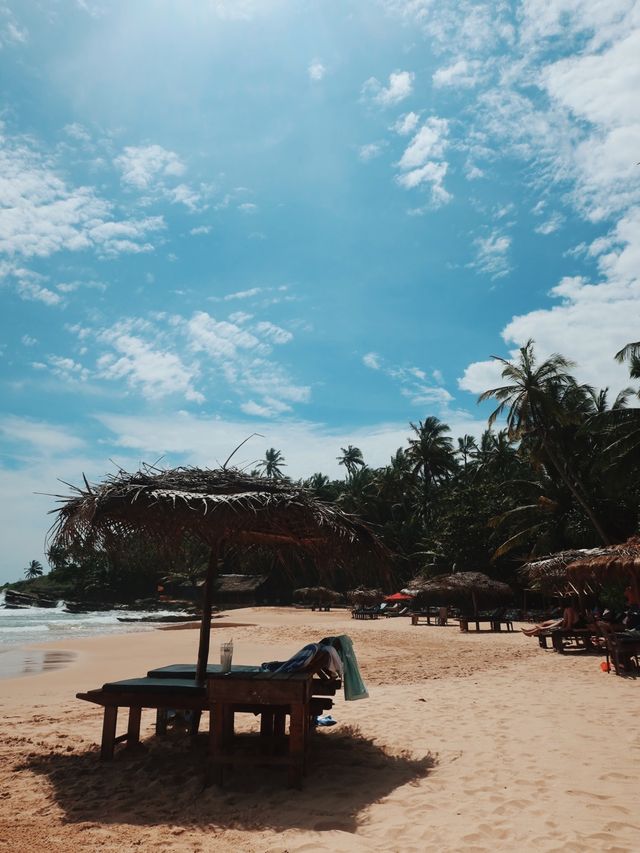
top-left (537, 628), bottom-right (600, 652)
top-left (78, 666), bottom-right (340, 761)
top-left (459, 617), bottom-right (514, 633)
top-left (351, 608), bottom-right (379, 620)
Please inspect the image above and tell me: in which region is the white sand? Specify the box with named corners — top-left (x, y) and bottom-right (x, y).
top-left (0, 607), bottom-right (638, 852)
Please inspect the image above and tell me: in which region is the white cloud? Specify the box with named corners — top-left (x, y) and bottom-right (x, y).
top-left (433, 58), bottom-right (481, 88)
top-left (392, 112), bottom-right (420, 136)
top-left (0, 4), bottom-right (27, 47)
top-left (362, 70), bottom-right (414, 106)
top-left (0, 416), bottom-right (85, 454)
top-left (397, 118), bottom-right (448, 170)
top-left (97, 322), bottom-right (204, 403)
top-left (238, 202), bottom-right (258, 213)
top-left (21, 335), bottom-right (37, 346)
top-left (254, 321), bottom-right (293, 345)
top-left (468, 231), bottom-right (512, 279)
top-left (535, 213), bottom-right (564, 235)
top-left (363, 352), bottom-right (381, 370)
top-left (0, 132), bottom-right (164, 263)
top-left (308, 60), bottom-right (326, 81)
top-left (222, 287), bottom-right (262, 301)
top-left (190, 225), bottom-right (212, 235)
top-left (358, 143), bottom-right (384, 162)
top-left (465, 163), bottom-right (484, 180)
top-left (394, 118), bottom-right (451, 205)
top-left (115, 144), bottom-right (186, 190)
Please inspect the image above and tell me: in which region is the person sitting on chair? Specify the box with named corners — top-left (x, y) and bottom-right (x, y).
top-left (521, 599), bottom-right (580, 636)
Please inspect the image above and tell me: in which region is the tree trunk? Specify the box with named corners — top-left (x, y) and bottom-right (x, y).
top-left (195, 543), bottom-right (219, 686)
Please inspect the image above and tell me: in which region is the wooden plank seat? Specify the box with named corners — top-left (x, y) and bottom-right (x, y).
top-left (78, 668), bottom-right (340, 762)
top-left (77, 677), bottom-right (208, 760)
top-left (351, 608), bottom-right (379, 620)
top-left (459, 617), bottom-right (514, 633)
top-left (537, 628), bottom-right (601, 652)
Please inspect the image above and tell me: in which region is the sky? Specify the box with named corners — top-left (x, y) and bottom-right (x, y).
top-left (1, 0), bottom-right (639, 583)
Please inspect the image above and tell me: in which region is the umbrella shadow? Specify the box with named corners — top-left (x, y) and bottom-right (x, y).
top-left (19, 725), bottom-right (436, 833)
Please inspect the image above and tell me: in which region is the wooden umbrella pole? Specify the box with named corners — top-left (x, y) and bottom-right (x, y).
top-left (196, 543), bottom-right (219, 686)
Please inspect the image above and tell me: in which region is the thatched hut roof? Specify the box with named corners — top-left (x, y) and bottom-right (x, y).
top-left (520, 549), bottom-right (602, 593)
top-left (214, 574), bottom-right (269, 594)
top-left (49, 464), bottom-right (386, 572)
top-left (409, 571), bottom-right (512, 610)
top-left (345, 587), bottom-right (385, 606)
top-left (566, 537), bottom-right (640, 589)
top-left (293, 586), bottom-right (343, 604)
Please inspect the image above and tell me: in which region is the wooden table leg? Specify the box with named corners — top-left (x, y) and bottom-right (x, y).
top-left (127, 706), bottom-right (142, 749)
top-left (156, 708), bottom-right (167, 736)
top-left (208, 701), bottom-right (225, 786)
top-left (287, 703), bottom-right (305, 789)
top-left (101, 706), bottom-right (118, 760)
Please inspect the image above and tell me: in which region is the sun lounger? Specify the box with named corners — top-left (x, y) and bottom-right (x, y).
top-left (77, 677), bottom-right (208, 759)
top-left (537, 628), bottom-right (600, 652)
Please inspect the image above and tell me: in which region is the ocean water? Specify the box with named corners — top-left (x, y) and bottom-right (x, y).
top-left (0, 590), bottom-right (193, 648)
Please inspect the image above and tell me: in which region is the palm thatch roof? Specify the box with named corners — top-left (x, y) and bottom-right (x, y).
top-left (49, 464), bottom-right (385, 569)
top-left (345, 587), bottom-right (385, 606)
top-left (409, 571), bottom-right (512, 610)
top-left (520, 549), bottom-right (602, 593)
top-left (49, 464), bottom-right (387, 683)
top-left (214, 574), bottom-right (269, 594)
top-left (293, 586), bottom-right (343, 604)
top-left (566, 537), bottom-right (640, 592)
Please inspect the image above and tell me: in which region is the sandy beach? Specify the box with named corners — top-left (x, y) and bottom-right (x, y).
top-left (1, 607), bottom-right (638, 852)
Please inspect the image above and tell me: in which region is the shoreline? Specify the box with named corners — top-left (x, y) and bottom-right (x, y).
top-left (1, 607), bottom-right (638, 852)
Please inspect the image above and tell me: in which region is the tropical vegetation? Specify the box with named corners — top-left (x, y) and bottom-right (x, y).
top-left (9, 337), bottom-right (640, 603)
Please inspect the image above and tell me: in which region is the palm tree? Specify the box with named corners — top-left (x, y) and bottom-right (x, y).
top-left (337, 445), bottom-right (365, 479)
top-left (258, 448), bottom-right (286, 479)
top-left (456, 434), bottom-right (477, 472)
top-left (407, 417), bottom-right (456, 522)
top-left (24, 560), bottom-right (44, 580)
top-left (478, 339), bottom-right (610, 544)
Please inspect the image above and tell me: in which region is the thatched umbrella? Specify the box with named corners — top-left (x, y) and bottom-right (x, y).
top-left (566, 536), bottom-right (640, 600)
top-left (520, 549), bottom-right (601, 595)
top-left (49, 464), bottom-right (386, 684)
top-left (346, 587), bottom-right (385, 607)
top-left (410, 571), bottom-right (512, 615)
top-left (293, 586), bottom-right (343, 605)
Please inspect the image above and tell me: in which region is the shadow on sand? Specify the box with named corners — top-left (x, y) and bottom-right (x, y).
top-left (20, 725), bottom-right (436, 833)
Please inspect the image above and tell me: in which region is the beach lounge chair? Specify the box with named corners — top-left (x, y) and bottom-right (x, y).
top-left (76, 677), bottom-right (208, 759)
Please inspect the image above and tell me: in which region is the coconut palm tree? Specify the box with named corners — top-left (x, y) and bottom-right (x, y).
top-left (258, 448), bottom-right (286, 479)
top-left (407, 417), bottom-right (456, 523)
top-left (478, 339), bottom-right (610, 544)
top-left (24, 560), bottom-right (44, 580)
top-left (337, 445), bottom-right (365, 478)
top-left (456, 434), bottom-right (477, 472)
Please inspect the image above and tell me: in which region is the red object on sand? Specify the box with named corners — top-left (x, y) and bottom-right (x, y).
top-left (384, 592), bottom-right (414, 602)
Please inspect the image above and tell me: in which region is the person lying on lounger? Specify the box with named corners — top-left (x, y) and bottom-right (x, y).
top-left (521, 599), bottom-right (581, 636)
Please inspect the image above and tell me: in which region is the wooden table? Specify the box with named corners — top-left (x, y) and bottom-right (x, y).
top-left (207, 671), bottom-right (313, 789)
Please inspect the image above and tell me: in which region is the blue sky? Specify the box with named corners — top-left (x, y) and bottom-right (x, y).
top-left (1, 0), bottom-right (639, 582)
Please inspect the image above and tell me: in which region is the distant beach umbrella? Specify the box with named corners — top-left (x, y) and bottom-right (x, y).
top-left (49, 464), bottom-right (387, 684)
top-left (346, 587), bottom-right (385, 607)
top-left (410, 571), bottom-right (512, 615)
top-left (384, 592), bottom-right (414, 602)
top-left (293, 586), bottom-right (343, 604)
